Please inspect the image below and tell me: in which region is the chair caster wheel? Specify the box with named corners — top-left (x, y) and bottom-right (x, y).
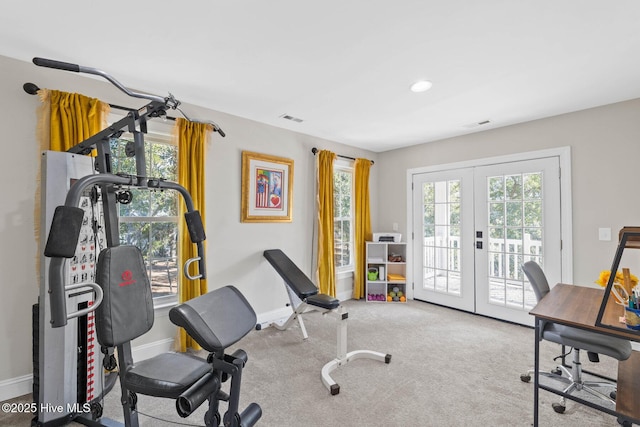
top-left (520, 374), bottom-right (531, 383)
top-left (552, 403), bottom-right (565, 414)
top-left (617, 417), bottom-right (632, 426)
top-left (610, 390), bottom-right (617, 400)
top-left (551, 368), bottom-right (562, 376)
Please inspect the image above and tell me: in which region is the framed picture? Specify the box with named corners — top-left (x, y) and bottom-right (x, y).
top-left (241, 151), bottom-right (294, 223)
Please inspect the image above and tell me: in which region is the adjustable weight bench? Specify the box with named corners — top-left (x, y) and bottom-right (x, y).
top-left (263, 249), bottom-right (391, 395)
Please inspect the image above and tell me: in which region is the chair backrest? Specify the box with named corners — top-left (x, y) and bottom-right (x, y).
top-left (522, 261), bottom-right (550, 303)
top-left (95, 245), bottom-right (154, 347)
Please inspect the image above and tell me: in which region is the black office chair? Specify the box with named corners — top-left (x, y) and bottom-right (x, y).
top-left (95, 245), bottom-right (261, 427)
top-left (520, 261), bottom-right (632, 414)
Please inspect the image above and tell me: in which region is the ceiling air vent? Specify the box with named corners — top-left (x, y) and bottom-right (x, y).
top-left (463, 119), bottom-right (491, 129)
top-left (280, 114), bottom-right (304, 123)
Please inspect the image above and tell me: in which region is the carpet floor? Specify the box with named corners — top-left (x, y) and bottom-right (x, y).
top-left (1, 299), bottom-right (627, 426)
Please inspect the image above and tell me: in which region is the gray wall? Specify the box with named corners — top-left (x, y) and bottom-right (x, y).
top-left (0, 54), bottom-right (379, 396)
top-left (376, 98), bottom-right (640, 287)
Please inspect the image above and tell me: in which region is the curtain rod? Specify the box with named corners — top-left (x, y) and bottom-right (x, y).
top-left (23, 82), bottom-right (178, 121)
top-left (24, 82), bottom-right (227, 136)
top-left (311, 147), bottom-right (374, 164)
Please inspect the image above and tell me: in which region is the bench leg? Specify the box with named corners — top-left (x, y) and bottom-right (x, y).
top-left (320, 306), bottom-right (391, 395)
top-left (271, 302), bottom-right (309, 340)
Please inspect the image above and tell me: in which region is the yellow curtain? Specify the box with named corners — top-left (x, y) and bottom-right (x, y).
top-left (353, 159), bottom-right (372, 299)
top-left (175, 118), bottom-right (211, 352)
top-left (317, 150), bottom-right (337, 297)
top-left (38, 89), bottom-right (110, 152)
top-left (34, 89), bottom-right (109, 274)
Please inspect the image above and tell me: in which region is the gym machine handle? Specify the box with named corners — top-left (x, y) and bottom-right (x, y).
top-left (49, 256), bottom-right (104, 327)
top-left (32, 56), bottom-right (168, 105)
top-left (184, 257), bottom-right (204, 280)
top-left (33, 57), bottom-right (80, 73)
top-left (64, 282), bottom-right (104, 320)
top-left (154, 181), bottom-right (207, 280)
top-left (31, 56), bottom-right (226, 136)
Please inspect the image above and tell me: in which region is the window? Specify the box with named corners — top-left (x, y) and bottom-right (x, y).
top-left (334, 161), bottom-right (354, 271)
top-left (110, 132), bottom-right (179, 305)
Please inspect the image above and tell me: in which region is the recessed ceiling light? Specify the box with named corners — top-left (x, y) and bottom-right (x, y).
top-left (410, 80), bottom-right (433, 93)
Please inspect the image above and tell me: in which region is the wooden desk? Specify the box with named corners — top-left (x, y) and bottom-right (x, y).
top-left (529, 283), bottom-right (640, 426)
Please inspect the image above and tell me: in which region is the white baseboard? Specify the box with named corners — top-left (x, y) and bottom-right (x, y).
top-left (337, 290), bottom-right (353, 302)
top-left (0, 374), bottom-right (32, 402)
top-left (255, 306), bottom-right (294, 330)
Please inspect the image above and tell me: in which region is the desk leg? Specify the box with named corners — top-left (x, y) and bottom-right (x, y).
top-left (533, 318), bottom-right (540, 427)
top-left (617, 350), bottom-right (640, 422)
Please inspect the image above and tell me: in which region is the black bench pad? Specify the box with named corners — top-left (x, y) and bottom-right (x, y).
top-left (263, 249), bottom-right (339, 309)
top-left (307, 293), bottom-right (340, 310)
top-left (169, 286), bottom-right (256, 353)
top-left (124, 352), bottom-right (210, 399)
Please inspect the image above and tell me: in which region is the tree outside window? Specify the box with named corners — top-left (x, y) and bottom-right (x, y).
top-left (110, 135), bottom-right (179, 304)
top-left (334, 164), bottom-right (354, 270)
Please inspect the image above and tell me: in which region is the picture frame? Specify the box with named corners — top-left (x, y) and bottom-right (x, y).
top-left (241, 151), bottom-right (294, 223)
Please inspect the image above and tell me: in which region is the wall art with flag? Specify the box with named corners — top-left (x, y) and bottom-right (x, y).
top-left (241, 151), bottom-right (293, 222)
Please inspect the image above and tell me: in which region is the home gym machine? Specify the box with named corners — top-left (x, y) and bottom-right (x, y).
top-left (31, 58), bottom-right (260, 427)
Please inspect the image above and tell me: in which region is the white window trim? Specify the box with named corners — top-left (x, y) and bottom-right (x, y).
top-left (334, 159), bottom-right (355, 273)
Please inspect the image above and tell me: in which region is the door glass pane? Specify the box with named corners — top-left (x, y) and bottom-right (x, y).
top-left (488, 176), bottom-right (504, 200)
top-left (505, 175), bottom-right (522, 200)
top-left (486, 172), bottom-right (543, 310)
top-left (489, 203), bottom-right (504, 226)
top-left (421, 180), bottom-right (462, 295)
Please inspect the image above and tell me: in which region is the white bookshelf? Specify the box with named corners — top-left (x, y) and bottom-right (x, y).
top-left (365, 241), bottom-right (407, 303)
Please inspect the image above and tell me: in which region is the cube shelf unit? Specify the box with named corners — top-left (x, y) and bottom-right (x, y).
top-left (366, 241), bottom-right (407, 303)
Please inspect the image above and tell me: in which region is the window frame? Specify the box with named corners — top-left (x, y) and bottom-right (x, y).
top-left (333, 159), bottom-right (355, 273)
top-left (110, 128), bottom-right (180, 308)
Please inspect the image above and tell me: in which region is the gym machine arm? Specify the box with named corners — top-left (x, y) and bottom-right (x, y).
top-left (32, 57), bottom-right (225, 137)
top-left (36, 57), bottom-right (209, 327)
top-left (45, 173), bottom-right (206, 328)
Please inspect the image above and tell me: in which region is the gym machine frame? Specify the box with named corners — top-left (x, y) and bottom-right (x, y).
top-left (31, 58), bottom-right (258, 427)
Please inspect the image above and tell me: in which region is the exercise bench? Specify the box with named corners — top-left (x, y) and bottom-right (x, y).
top-left (263, 249), bottom-right (391, 395)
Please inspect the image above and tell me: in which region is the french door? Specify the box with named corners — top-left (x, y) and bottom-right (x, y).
top-left (412, 156), bottom-right (561, 326)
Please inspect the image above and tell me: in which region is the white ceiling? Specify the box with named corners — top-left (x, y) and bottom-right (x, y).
top-left (2, 1), bottom-right (640, 152)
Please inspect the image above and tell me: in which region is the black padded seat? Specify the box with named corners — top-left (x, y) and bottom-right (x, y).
top-left (307, 293), bottom-right (340, 310)
top-left (124, 352), bottom-right (211, 399)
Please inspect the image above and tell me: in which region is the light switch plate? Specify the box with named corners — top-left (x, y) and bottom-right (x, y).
top-left (599, 227), bottom-right (612, 241)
